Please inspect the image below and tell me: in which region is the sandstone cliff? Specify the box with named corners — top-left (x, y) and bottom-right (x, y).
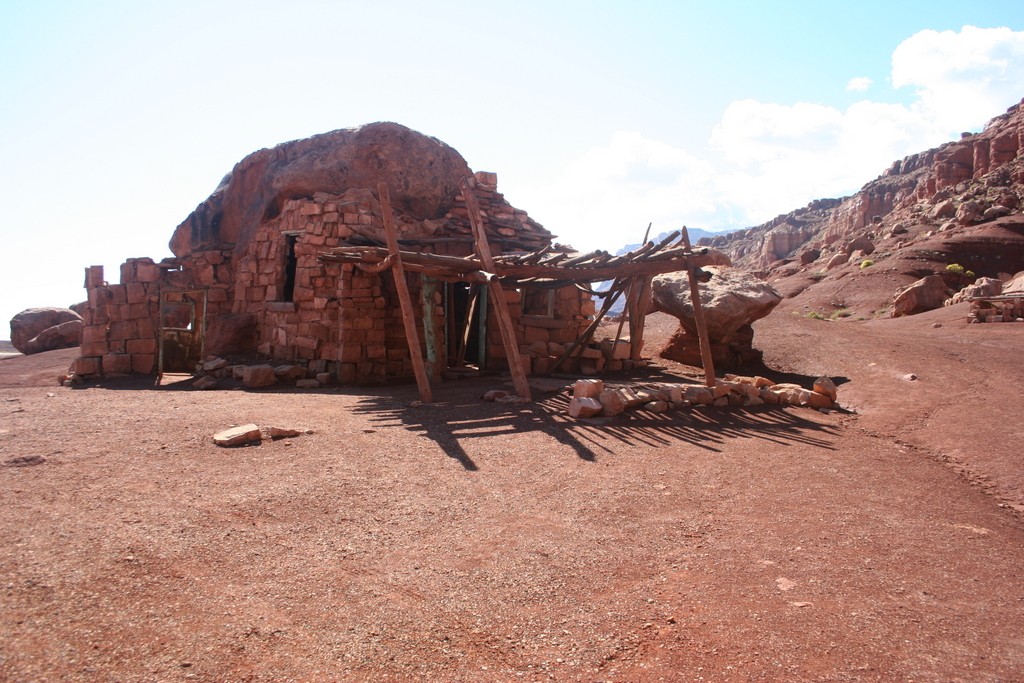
top-left (706, 98), bottom-right (1024, 274)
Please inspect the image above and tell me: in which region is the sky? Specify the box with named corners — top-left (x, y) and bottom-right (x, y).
top-left (2, 0), bottom-right (1024, 333)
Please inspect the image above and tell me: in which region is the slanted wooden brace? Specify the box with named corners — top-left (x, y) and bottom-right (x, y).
top-left (460, 178), bottom-right (533, 401)
top-left (378, 182), bottom-right (433, 403)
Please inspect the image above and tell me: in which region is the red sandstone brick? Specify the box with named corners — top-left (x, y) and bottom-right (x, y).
top-left (74, 356), bottom-right (102, 375)
top-left (126, 283), bottom-right (147, 304)
top-left (103, 353), bottom-right (133, 375)
top-left (80, 341), bottom-right (107, 357)
top-left (126, 338), bottom-right (157, 355)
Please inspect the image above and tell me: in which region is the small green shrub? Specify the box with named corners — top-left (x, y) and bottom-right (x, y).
top-left (860, 259), bottom-right (874, 269)
top-left (946, 263), bottom-right (965, 274)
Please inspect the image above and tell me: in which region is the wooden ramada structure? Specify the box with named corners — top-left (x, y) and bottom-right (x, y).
top-left (74, 124), bottom-right (716, 399)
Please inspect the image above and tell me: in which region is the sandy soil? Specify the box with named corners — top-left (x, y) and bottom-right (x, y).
top-left (2, 309), bottom-right (1023, 682)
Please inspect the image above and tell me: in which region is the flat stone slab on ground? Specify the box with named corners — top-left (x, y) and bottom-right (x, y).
top-left (213, 424), bottom-right (262, 447)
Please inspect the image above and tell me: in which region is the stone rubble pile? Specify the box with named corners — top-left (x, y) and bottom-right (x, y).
top-left (566, 374), bottom-right (837, 419)
top-left (947, 274), bottom-right (1024, 323)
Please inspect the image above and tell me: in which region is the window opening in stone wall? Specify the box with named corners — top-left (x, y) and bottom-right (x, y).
top-left (283, 234), bottom-right (298, 302)
top-left (522, 287), bottom-right (554, 317)
top-left (160, 301), bottom-right (194, 331)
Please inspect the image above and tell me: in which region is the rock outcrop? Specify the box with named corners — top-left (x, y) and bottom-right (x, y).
top-left (170, 122), bottom-right (483, 258)
top-left (10, 308), bottom-right (83, 354)
top-left (652, 267), bottom-right (782, 368)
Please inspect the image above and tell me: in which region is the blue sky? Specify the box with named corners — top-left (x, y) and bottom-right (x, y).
top-left (2, 0), bottom-right (1023, 331)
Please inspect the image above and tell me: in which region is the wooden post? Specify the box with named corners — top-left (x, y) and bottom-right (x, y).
top-left (460, 178), bottom-right (532, 400)
top-left (421, 275), bottom-right (441, 381)
top-left (378, 183), bottom-right (433, 403)
top-left (612, 223), bottom-right (651, 355)
top-left (680, 226), bottom-right (716, 387)
top-left (629, 275), bottom-right (653, 360)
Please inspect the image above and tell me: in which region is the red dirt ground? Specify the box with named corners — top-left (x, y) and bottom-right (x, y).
top-left (2, 308), bottom-right (1023, 682)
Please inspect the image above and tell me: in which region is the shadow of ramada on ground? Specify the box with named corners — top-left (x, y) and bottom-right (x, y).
top-left (350, 378), bottom-right (840, 471)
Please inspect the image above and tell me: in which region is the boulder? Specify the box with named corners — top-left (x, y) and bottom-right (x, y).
top-left (193, 376), bottom-right (219, 390)
top-left (843, 235), bottom-right (875, 256)
top-left (932, 200), bottom-right (956, 219)
top-left (813, 376), bottom-right (838, 402)
top-left (1003, 270), bottom-right (1024, 294)
top-left (825, 252), bottom-right (849, 270)
top-left (799, 248), bottom-right (821, 265)
top-left (169, 122), bottom-right (476, 258)
top-left (956, 200), bottom-right (984, 225)
top-left (892, 275), bottom-right (951, 317)
top-left (653, 267), bottom-right (782, 369)
top-left (10, 307), bottom-right (82, 354)
top-left (573, 379), bottom-right (604, 400)
top-left (24, 319), bottom-right (84, 355)
top-left (598, 389), bottom-right (628, 417)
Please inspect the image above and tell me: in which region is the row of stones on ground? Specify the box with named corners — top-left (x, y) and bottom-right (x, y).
top-left (554, 374), bottom-right (837, 419)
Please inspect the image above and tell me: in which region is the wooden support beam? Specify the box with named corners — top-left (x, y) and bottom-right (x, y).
top-left (551, 278), bottom-right (628, 373)
top-left (612, 223), bottom-right (652, 359)
top-left (680, 226), bottom-right (716, 387)
top-left (460, 178), bottom-right (532, 400)
top-left (629, 275), bottom-right (653, 360)
top-left (378, 183), bottom-right (433, 403)
top-left (421, 275), bottom-right (441, 381)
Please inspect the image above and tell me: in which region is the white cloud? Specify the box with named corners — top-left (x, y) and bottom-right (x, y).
top-left (846, 76), bottom-right (873, 91)
top-left (892, 25), bottom-right (1024, 133)
top-left (522, 26), bottom-right (1024, 252)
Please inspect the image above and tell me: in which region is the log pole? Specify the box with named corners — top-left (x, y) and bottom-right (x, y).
top-left (378, 183), bottom-right (433, 403)
top-left (680, 226), bottom-right (716, 387)
top-left (460, 178), bottom-right (532, 400)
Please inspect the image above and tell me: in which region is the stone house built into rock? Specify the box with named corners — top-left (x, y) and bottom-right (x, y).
top-left (75, 124), bottom-right (596, 385)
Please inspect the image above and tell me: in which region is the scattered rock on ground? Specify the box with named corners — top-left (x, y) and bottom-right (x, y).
top-left (193, 376), bottom-right (219, 390)
top-left (213, 424), bottom-right (262, 447)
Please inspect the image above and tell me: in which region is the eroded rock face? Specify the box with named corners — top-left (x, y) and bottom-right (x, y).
top-left (652, 267), bottom-right (782, 369)
top-left (10, 308), bottom-right (83, 354)
top-left (170, 122), bottom-right (474, 258)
